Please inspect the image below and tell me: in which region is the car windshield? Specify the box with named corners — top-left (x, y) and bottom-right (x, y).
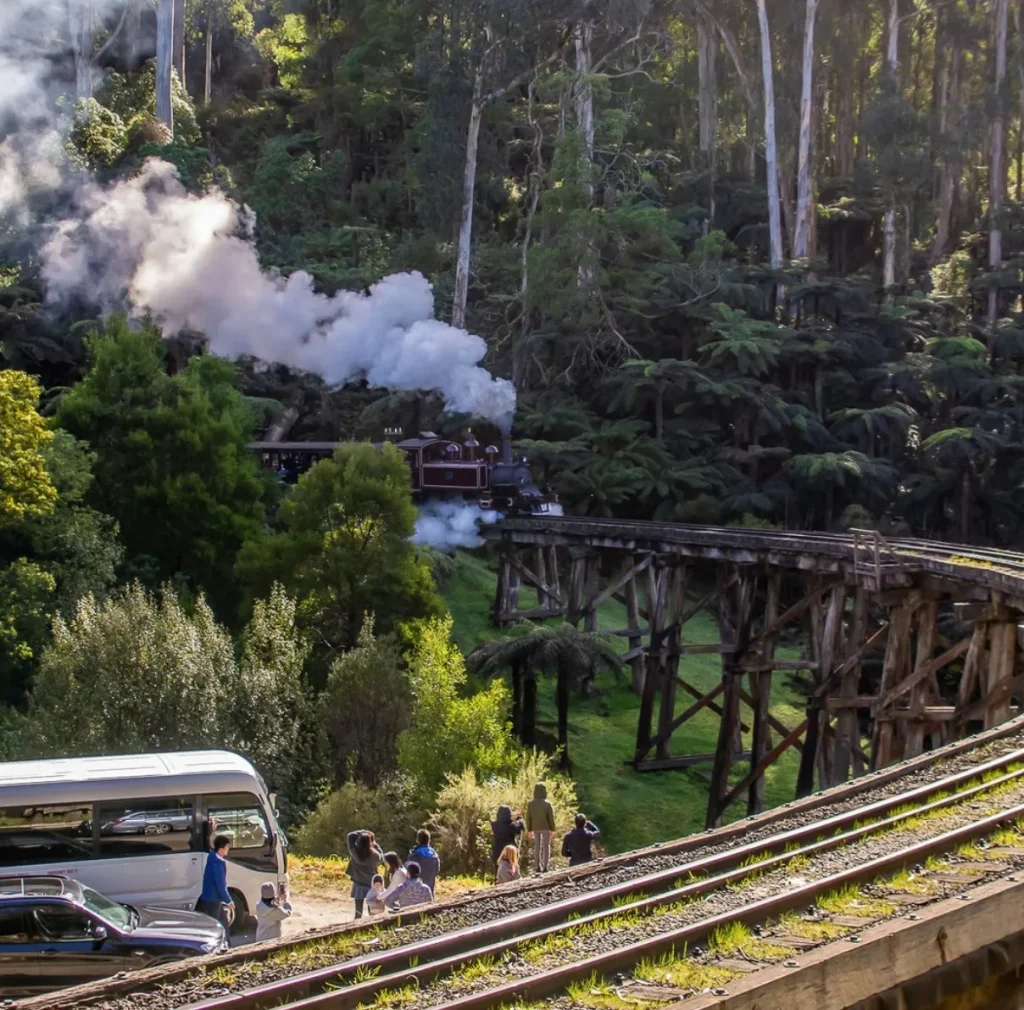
top-left (80, 885), bottom-right (132, 930)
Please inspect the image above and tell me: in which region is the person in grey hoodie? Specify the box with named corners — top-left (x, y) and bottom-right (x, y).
top-left (346, 829), bottom-right (384, 918)
top-left (526, 782), bottom-right (556, 872)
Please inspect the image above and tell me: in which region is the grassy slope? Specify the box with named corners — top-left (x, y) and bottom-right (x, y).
top-left (444, 551), bottom-right (804, 854)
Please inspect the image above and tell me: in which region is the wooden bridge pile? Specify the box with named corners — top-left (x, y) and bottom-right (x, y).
top-left (485, 519), bottom-right (1024, 827)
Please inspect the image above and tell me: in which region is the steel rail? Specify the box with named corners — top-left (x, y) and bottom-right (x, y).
top-left (180, 748), bottom-right (1024, 1010)
top-left (419, 801), bottom-right (1024, 1010)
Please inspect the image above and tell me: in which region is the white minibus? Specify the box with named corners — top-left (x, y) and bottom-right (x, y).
top-left (0, 751), bottom-right (288, 929)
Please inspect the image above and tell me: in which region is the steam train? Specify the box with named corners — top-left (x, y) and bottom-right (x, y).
top-left (249, 430), bottom-right (559, 516)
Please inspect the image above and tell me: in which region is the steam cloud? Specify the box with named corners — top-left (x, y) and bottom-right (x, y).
top-left (1, 1), bottom-right (517, 430)
top-left (412, 502), bottom-right (502, 552)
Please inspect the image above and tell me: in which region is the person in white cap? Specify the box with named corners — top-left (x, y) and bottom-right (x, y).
top-left (254, 882), bottom-right (292, 943)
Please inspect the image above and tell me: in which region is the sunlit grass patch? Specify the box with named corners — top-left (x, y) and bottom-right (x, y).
top-left (566, 973), bottom-right (666, 1008)
top-left (877, 868), bottom-right (938, 895)
top-left (518, 931), bottom-right (574, 963)
top-left (447, 955), bottom-right (497, 987)
top-left (817, 884), bottom-right (896, 920)
top-left (634, 950), bottom-right (738, 990)
top-left (772, 912), bottom-right (849, 941)
top-left (707, 921), bottom-right (791, 961)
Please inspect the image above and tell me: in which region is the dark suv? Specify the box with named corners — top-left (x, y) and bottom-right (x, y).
top-left (0, 876), bottom-right (227, 996)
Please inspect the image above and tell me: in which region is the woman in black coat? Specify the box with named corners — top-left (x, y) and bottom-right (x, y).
top-left (490, 805), bottom-right (525, 864)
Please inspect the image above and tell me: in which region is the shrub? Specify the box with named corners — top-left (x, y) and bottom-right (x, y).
top-left (429, 751), bottom-right (579, 877)
top-left (292, 778), bottom-right (426, 860)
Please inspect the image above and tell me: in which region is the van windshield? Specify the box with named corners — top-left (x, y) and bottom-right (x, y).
top-left (80, 885), bottom-right (132, 930)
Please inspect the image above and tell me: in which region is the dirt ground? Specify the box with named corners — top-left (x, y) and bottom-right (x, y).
top-left (232, 893), bottom-right (355, 946)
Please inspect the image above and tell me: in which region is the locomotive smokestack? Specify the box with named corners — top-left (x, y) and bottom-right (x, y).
top-left (501, 434), bottom-right (512, 464)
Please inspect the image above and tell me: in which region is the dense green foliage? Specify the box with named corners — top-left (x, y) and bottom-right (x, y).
top-left (56, 319), bottom-right (270, 616)
top-left (5, 0), bottom-right (1024, 849)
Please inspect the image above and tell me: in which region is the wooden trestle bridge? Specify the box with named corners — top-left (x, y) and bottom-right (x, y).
top-left (484, 518), bottom-right (1024, 828)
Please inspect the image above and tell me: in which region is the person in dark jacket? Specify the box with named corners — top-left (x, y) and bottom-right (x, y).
top-left (561, 813), bottom-right (600, 866)
top-left (347, 829), bottom-right (384, 918)
top-left (408, 829), bottom-right (440, 892)
top-left (196, 834), bottom-right (234, 930)
top-left (490, 805), bottom-right (525, 864)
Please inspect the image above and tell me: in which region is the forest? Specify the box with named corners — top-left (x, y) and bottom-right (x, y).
top-left (1, 0), bottom-right (1023, 857)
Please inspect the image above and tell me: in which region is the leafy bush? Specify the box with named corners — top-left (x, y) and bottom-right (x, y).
top-left (398, 615), bottom-right (517, 798)
top-left (429, 751), bottom-right (579, 877)
top-left (292, 778), bottom-right (425, 859)
top-left (64, 98), bottom-right (128, 170)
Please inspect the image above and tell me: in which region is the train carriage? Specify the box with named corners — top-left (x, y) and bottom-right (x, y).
top-left (249, 431), bottom-right (557, 516)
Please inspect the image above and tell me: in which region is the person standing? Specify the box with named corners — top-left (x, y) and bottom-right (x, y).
top-left (561, 813), bottom-right (601, 867)
top-left (496, 844), bottom-right (521, 884)
top-left (254, 882), bottom-right (292, 942)
top-left (385, 861), bottom-right (433, 909)
top-left (407, 829), bottom-right (440, 892)
top-left (526, 782), bottom-right (556, 873)
top-left (490, 805), bottom-right (525, 865)
top-left (346, 829), bottom-right (384, 919)
top-left (196, 834), bottom-right (234, 931)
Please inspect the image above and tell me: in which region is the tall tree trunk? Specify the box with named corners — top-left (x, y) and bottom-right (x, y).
top-left (574, 19), bottom-right (597, 288)
top-left (516, 79), bottom-right (543, 391)
top-left (126, 0), bottom-right (141, 67)
top-left (931, 41), bottom-right (962, 264)
top-left (698, 10), bottom-right (718, 221)
top-left (989, 0), bottom-right (1010, 327)
top-left (452, 64), bottom-right (485, 330)
top-left (835, 6), bottom-right (857, 177)
top-left (757, 0), bottom-right (783, 269)
top-left (204, 3), bottom-right (213, 105)
top-left (522, 670), bottom-right (537, 747)
top-left (883, 0), bottom-right (899, 295)
top-left (556, 666), bottom-right (570, 767)
top-left (69, 1), bottom-right (94, 100)
top-left (511, 662), bottom-right (523, 740)
top-left (156, 0), bottom-right (174, 134)
top-left (794, 0), bottom-right (820, 260)
top-left (173, 0), bottom-right (186, 88)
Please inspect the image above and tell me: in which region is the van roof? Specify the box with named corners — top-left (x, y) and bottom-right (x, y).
top-left (0, 752), bottom-right (265, 808)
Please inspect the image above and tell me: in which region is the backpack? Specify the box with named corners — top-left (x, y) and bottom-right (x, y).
top-left (561, 833), bottom-right (572, 859)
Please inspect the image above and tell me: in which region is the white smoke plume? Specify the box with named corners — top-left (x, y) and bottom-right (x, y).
top-left (40, 159), bottom-right (518, 428)
top-left (412, 502), bottom-right (501, 552)
top-left (1, 2), bottom-right (517, 430)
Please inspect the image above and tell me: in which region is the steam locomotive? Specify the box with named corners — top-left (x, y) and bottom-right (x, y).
top-left (249, 430), bottom-right (559, 516)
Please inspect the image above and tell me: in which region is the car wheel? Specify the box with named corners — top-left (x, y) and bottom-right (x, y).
top-left (228, 889), bottom-right (251, 935)
top-left (145, 822), bottom-right (172, 835)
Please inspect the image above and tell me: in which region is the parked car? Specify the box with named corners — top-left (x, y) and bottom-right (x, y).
top-left (0, 875), bottom-right (227, 996)
top-left (100, 810), bottom-right (193, 835)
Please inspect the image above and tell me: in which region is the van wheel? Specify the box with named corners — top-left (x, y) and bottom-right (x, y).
top-left (228, 889), bottom-right (250, 935)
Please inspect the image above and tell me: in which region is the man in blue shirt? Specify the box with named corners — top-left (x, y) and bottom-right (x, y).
top-left (196, 834), bottom-right (235, 931)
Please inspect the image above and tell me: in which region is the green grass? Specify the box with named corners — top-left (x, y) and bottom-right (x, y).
top-left (634, 951), bottom-right (739, 990)
top-left (445, 550), bottom-right (809, 852)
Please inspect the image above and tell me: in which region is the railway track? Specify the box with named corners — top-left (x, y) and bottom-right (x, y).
top-left (491, 516), bottom-right (1024, 588)
top-left (169, 742), bottom-right (1024, 1010)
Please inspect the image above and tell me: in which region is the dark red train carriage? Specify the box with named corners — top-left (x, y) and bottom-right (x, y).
top-left (249, 431), bottom-right (557, 516)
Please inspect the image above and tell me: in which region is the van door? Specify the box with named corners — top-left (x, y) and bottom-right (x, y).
top-left (84, 796), bottom-right (201, 909)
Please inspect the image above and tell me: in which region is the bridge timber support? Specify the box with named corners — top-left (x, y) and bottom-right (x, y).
top-left (486, 519), bottom-right (1024, 828)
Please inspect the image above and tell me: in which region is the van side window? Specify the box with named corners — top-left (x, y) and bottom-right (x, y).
top-left (0, 805), bottom-right (94, 867)
top-left (96, 797), bottom-right (197, 858)
top-left (205, 793), bottom-right (275, 873)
